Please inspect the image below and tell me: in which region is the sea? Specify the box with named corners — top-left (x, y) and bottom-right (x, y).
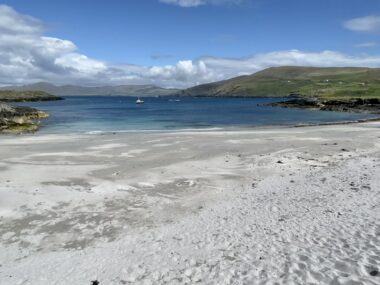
top-left (17, 96), bottom-right (377, 134)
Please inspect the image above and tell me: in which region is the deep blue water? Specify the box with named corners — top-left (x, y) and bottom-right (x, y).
top-left (16, 96), bottom-right (377, 133)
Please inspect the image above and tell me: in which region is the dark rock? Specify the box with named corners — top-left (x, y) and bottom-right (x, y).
top-left (369, 270), bottom-right (379, 276)
top-left (91, 280), bottom-right (100, 285)
top-left (270, 98), bottom-right (380, 114)
top-left (277, 160), bottom-right (283, 164)
top-left (270, 98), bottom-right (321, 109)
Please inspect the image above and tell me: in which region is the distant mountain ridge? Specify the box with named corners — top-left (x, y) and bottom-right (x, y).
top-left (4, 66), bottom-right (380, 99)
top-left (179, 66), bottom-right (380, 99)
top-left (1, 82), bottom-right (180, 97)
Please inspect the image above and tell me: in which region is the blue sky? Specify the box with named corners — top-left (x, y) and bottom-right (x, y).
top-left (1, 0), bottom-right (380, 87)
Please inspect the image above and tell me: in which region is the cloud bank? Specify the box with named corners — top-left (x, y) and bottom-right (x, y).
top-left (2, 5), bottom-right (380, 88)
top-left (343, 15), bottom-right (380, 32)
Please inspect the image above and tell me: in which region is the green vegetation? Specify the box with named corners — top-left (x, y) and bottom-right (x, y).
top-left (0, 90), bottom-right (62, 102)
top-left (180, 66), bottom-right (380, 100)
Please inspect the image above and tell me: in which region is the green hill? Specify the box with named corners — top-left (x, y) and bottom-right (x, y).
top-left (0, 90), bottom-right (62, 102)
top-left (180, 66), bottom-right (380, 99)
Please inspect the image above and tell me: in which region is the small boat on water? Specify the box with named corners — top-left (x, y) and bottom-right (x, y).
top-left (136, 97), bottom-right (144, 104)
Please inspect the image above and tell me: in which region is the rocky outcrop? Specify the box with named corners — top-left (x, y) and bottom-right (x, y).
top-left (0, 103), bottom-right (49, 133)
top-left (271, 98), bottom-right (380, 114)
top-left (320, 98), bottom-right (380, 113)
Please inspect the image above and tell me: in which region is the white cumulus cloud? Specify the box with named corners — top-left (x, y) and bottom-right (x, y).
top-left (2, 5), bottom-right (380, 88)
top-left (0, 5), bottom-right (109, 85)
top-left (343, 15), bottom-right (380, 32)
top-left (160, 0), bottom-right (205, 7)
top-left (195, 50), bottom-right (380, 80)
top-left (0, 5), bottom-right (43, 35)
top-left (159, 0), bottom-right (242, 7)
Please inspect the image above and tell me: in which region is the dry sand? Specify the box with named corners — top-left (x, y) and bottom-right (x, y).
top-left (0, 123), bottom-right (379, 284)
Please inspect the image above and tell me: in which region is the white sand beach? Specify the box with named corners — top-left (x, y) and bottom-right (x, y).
top-left (0, 123), bottom-right (379, 284)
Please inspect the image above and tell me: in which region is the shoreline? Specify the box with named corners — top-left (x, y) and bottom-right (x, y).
top-left (3, 114), bottom-right (377, 137)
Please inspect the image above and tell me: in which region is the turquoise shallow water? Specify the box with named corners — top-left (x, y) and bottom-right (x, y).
top-left (17, 96), bottom-right (377, 133)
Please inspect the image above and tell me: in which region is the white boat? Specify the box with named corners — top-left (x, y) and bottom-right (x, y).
top-left (136, 98), bottom-right (144, 104)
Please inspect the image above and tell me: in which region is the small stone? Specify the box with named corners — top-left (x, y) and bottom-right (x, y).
top-left (189, 259), bottom-right (197, 266)
top-left (271, 206), bottom-right (279, 212)
top-left (184, 268), bottom-right (193, 277)
top-left (277, 160), bottom-right (283, 164)
top-left (369, 270), bottom-right (379, 276)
